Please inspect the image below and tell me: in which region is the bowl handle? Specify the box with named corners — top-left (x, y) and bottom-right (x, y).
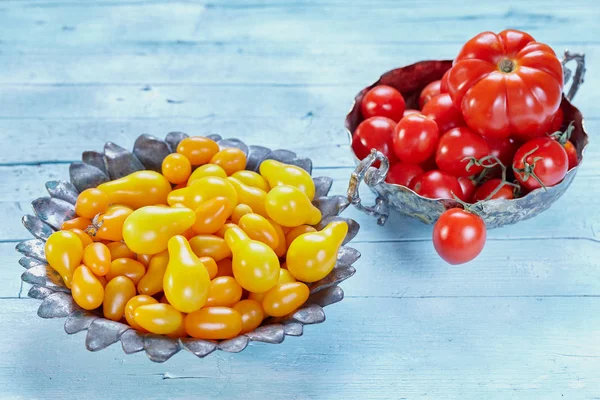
top-left (562, 50), bottom-right (586, 102)
top-left (347, 149), bottom-right (390, 225)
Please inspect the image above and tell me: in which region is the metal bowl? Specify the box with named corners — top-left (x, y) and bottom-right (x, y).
top-left (346, 51), bottom-right (588, 228)
top-left (16, 133), bottom-right (360, 362)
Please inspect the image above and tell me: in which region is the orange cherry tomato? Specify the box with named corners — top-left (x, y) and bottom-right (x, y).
top-left (237, 213), bottom-right (279, 250)
top-left (199, 256), bottom-right (218, 279)
top-left (75, 188), bottom-right (109, 219)
top-left (135, 253), bottom-right (152, 267)
top-left (71, 265), bottom-right (104, 310)
top-left (134, 303), bottom-right (183, 335)
top-left (285, 225), bottom-right (317, 246)
top-left (248, 268), bottom-right (295, 303)
top-left (106, 241), bottom-right (135, 260)
top-left (106, 258), bottom-right (146, 285)
top-left (189, 235), bottom-right (232, 261)
top-left (124, 295), bottom-right (158, 332)
top-left (69, 228), bottom-right (94, 248)
top-left (191, 197), bottom-right (233, 234)
top-left (233, 299), bottom-right (264, 334)
top-left (210, 148), bottom-right (247, 176)
top-left (103, 276), bottom-right (137, 321)
top-left (262, 282), bottom-right (309, 317)
top-left (162, 153), bottom-right (192, 184)
top-left (91, 205), bottom-right (133, 242)
top-left (82, 242), bottom-right (112, 276)
top-left (206, 276), bottom-right (243, 307)
top-left (215, 258), bottom-right (233, 277)
top-left (231, 204), bottom-right (253, 224)
top-left (269, 219), bottom-right (287, 258)
top-left (137, 250), bottom-right (169, 296)
top-left (177, 136), bottom-right (220, 166)
top-left (185, 307), bottom-right (242, 340)
top-left (61, 216), bottom-right (92, 231)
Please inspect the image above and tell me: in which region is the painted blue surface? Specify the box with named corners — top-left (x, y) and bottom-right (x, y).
top-left (1, 1), bottom-right (599, 399)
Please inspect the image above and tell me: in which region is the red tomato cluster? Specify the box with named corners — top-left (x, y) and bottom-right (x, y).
top-left (351, 29), bottom-right (581, 265)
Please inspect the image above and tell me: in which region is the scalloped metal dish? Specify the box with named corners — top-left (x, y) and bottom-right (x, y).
top-left (345, 54), bottom-right (589, 229)
top-left (16, 132), bottom-right (361, 362)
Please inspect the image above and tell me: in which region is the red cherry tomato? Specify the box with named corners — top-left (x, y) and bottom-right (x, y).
top-left (386, 163), bottom-right (424, 187)
top-left (421, 93), bottom-right (465, 134)
top-left (411, 170), bottom-right (462, 200)
top-left (447, 29), bottom-right (563, 139)
top-left (433, 208), bottom-right (486, 265)
top-left (419, 80), bottom-right (442, 109)
top-left (474, 179), bottom-right (514, 201)
top-left (392, 114), bottom-right (439, 164)
top-left (435, 127), bottom-right (490, 177)
top-left (440, 69), bottom-right (451, 93)
top-left (360, 85), bottom-right (405, 122)
top-left (403, 109), bottom-right (421, 117)
top-left (487, 137), bottom-right (520, 167)
top-left (512, 137), bottom-right (568, 191)
top-left (419, 154), bottom-right (438, 172)
top-left (352, 117), bottom-right (397, 161)
top-left (457, 177), bottom-right (476, 203)
top-left (563, 141), bottom-right (578, 170)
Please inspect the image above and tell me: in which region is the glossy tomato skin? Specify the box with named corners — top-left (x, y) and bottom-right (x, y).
top-left (487, 137), bottom-right (520, 167)
top-left (386, 163), bottom-right (424, 187)
top-left (433, 209), bottom-right (486, 265)
top-left (419, 80), bottom-right (442, 109)
top-left (447, 29), bottom-right (563, 139)
top-left (548, 107), bottom-right (564, 134)
top-left (458, 177), bottom-right (476, 203)
top-left (474, 179), bottom-right (514, 201)
top-left (410, 170), bottom-right (463, 200)
top-left (512, 137), bottom-right (568, 191)
top-left (421, 93), bottom-right (465, 134)
top-left (564, 141), bottom-right (578, 170)
top-left (440, 69), bottom-right (451, 93)
top-left (361, 85), bottom-right (406, 122)
top-left (403, 109), bottom-right (421, 117)
top-left (435, 127), bottom-right (490, 177)
top-left (393, 114), bottom-right (440, 164)
top-left (352, 116), bottom-right (397, 161)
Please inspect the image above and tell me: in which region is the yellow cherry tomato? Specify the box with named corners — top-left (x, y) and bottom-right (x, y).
top-left (164, 236), bottom-right (211, 313)
top-left (268, 219), bottom-right (287, 257)
top-left (177, 136), bottom-right (219, 166)
top-left (106, 241), bottom-right (135, 260)
top-left (105, 257), bottom-right (146, 285)
top-left (75, 188), bottom-right (109, 219)
top-left (137, 250), bottom-right (168, 296)
top-left (248, 268), bottom-right (296, 303)
top-left (237, 213), bottom-right (279, 250)
top-left (103, 276), bottom-right (137, 321)
top-left (135, 253), bottom-right (152, 267)
top-left (262, 282), bottom-right (309, 317)
top-left (287, 220), bottom-right (348, 282)
top-left (199, 256), bottom-right (218, 279)
top-left (161, 153), bottom-right (192, 184)
top-left (206, 276), bottom-right (243, 307)
top-left (189, 235), bottom-right (231, 261)
top-left (187, 163), bottom-right (227, 185)
top-left (191, 197), bottom-right (232, 235)
top-left (90, 205), bottom-right (133, 242)
top-left (225, 226), bottom-right (280, 293)
top-left (233, 299), bottom-right (264, 334)
top-left (231, 170), bottom-right (270, 192)
top-left (227, 177), bottom-right (268, 217)
top-left (82, 242), bottom-right (111, 276)
top-left (265, 185), bottom-right (321, 227)
top-left (214, 221), bottom-right (238, 238)
top-left (230, 204), bottom-right (253, 224)
top-left (124, 295), bottom-right (158, 332)
top-left (260, 159), bottom-right (316, 200)
top-left (61, 216), bottom-right (92, 231)
top-left (45, 230), bottom-right (84, 288)
top-left (69, 228), bottom-right (94, 248)
top-left (210, 148), bottom-right (247, 176)
top-left (215, 258), bottom-right (233, 277)
top-left (122, 205), bottom-right (196, 254)
top-left (97, 171), bottom-right (171, 209)
top-left (71, 265), bottom-right (105, 310)
top-left (168, 176), bottom-right (238, 210)
top-left (185, 307), bottom-right (242, 340)
top-left (285, 225), bottom-right (317, 246)
top-left (134, 303), bottom-right (183, 335)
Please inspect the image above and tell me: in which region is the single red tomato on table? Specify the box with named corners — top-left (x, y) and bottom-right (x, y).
top-left (361, 85), bottom-right (406, 122)
top-left (435, 127), bottom-right (490, 178)
top-left (512, 137), bottom-right (568, 191)
top-left (458, 177), bottom-right (476, 203)
top-left (419, 80), bottom-right (442, 109)
top-left (433, 208), bottom-right (486, 265)
top-left (352, 116), bottom-right (397, 161)
top-left (474, 179), bottom-right (514, 201)
top-left (386, 163), bottom-right (424, 187)
top-left (447, 29), bottom-right (563, 140)
top-left (421, 93), bottom-right (465, 134)
top-left (392, 114), bottom-right (440, 164)
top-left (410, 170), bottom-right (462, 200)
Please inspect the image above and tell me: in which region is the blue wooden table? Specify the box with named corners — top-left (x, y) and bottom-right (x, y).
top-left (1, 1), bottom-right (599, 398)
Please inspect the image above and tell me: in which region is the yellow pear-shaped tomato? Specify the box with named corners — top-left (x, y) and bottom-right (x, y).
top-left (227, 177), bottom-right (268, 217)
top-left (224, 226), bottom-right (280, 293)
top-left (122, 206), bottom-right (196, 254)
top-left (286, 220), bottom-right (348, 282)
top-left (163, 235), bottom-right (211, 313)
top-left (45, 230), bottom-right (84, 288)
top-left (231, 170), bottom-right (270, 192)
top-left (71, 265), bottom-right (104, 310)
top-left (259, 159), bottom-right (315, 200)
top-left (97, 171), bottom-right (171, 209)
top-left (187, 163), bottom-right (227, 185)
top-left (91, 205), bottom-right (133, 242)
top-left (137, 250), bottom-right (169, 296)
top-left (230, 204), bottom-right (253, 224)
top-left (237, 213), bottom-right (279, 250)
top-left (248, 267), bottom-right (296, 303)
top-left (265, 185), bottom-right (321, 227)
top-left (167, 176), bottom-right (237, 210)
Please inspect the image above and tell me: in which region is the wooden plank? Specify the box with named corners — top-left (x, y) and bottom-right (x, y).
top-left (0, 297), bottom-right (598, 399)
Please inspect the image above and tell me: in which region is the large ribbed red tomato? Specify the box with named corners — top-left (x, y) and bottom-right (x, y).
top-left (447, 30), bottom-right (563, 140)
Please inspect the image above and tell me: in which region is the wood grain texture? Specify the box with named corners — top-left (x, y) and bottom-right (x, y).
top-left (0, 0), bottom-right (599, 399)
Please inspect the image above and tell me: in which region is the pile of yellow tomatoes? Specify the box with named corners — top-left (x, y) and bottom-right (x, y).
top-left (45, 136), bottom-right (348, 340)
